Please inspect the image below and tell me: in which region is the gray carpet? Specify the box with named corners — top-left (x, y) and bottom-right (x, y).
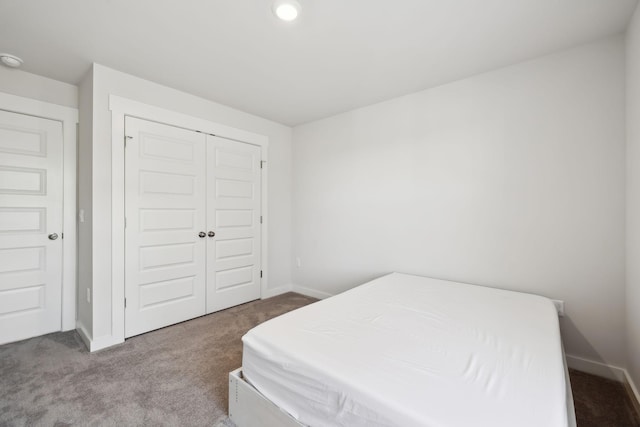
top-left (1, 292), bottom-right (639, 426)
top-left (0, 292), bottom-right (316, 426)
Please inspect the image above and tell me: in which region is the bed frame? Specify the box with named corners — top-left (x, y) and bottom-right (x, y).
top-left (229, 361), bottom-right (576, 427)
top-left (228, 368), bottom-right (302, 427)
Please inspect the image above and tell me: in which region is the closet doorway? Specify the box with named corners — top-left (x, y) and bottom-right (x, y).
top-left (124, 117), bottom-right (262, 338)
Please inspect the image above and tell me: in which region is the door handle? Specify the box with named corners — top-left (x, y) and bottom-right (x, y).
top-left (208, 231), bottom-right (215, 237)
top-left (198, 232), bottom-right (206, 238)
top-left (48, 233), bottom-right (59, 240)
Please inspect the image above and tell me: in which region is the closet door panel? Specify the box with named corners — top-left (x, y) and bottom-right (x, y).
top-left (206, 136), bottom-right (261, 313)
top-left (125, 117), bottom-right (207, 338)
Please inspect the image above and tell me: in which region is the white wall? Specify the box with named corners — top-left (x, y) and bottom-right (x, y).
top-left (626, 3), bottom-right (640, 390)
top-left (0, 67), bottom-right (77, 108)
top-left (80, 64), bottom-right (293, 341)
top-left (292, 36), bottom-right (626, 367)
top-left (76, 67), bottom-right (93, 335)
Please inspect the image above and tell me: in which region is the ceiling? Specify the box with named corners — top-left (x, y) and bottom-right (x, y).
top-left (0, 0), bottom-right (637, 126)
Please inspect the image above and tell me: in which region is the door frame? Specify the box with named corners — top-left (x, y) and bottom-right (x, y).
top-left (0, 92), bottom-right (78, 332)
top-left (109, 95), bottom-right (269, 348)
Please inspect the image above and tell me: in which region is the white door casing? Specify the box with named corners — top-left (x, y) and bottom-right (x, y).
top-left (206, 136), bottom-right (261, 313)
top-left (0, 109), bottom-right (63, 345)
top-left (124, 117), bottom-right (207, 338)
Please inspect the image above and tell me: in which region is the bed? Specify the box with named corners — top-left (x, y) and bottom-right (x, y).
top-left (229, 272), bottom-right (576, 427)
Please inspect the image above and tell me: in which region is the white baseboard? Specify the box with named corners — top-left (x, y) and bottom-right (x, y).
top-left (625, 371), bottom-right (640, 415)
top-left (291, 285), bottom-right (334, 300)
top-left (263, 284), bottom-right (293, 299)
top-left (89, 334), bottom-right (125, 352)
top-left (76, 321), bottom-right (124, 352)
top-left (566, 354), bottom-right (626, 382)
top-left (566, 354), bottom-right (640, 410)
top-left (75, 321), bottom-right (92, 351)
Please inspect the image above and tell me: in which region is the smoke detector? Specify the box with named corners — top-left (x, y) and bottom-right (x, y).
top-left (0, 53), bottom-right (23, 68)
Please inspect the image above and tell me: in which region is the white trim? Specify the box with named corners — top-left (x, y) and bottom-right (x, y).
top-left (263, 284), bottom-right (293, 299)
top-left (260, 154), bottom-right (269, 304)
top-left (87, 334), bottom-right (127, 352)
top-left (77, 318), bottom-right (127, 351)
top-left (108, 95), bottom-right (269, 350)
top-left (291, 284), bottom-right (334, 300)
top-left (75, 320), bottom-right (91, 350)
top-left (625, 371), bottom-right (640, 414)
top-left (111, 109), bottom-right (125, 347)
top-left (566, 355), bottom-right (640, 411)
top-left (566, 354), bottom-right (626, 382)
top-left (0, 92), bottom-right (78, 332)
top-left (109, 96), bottom-right (267, 146)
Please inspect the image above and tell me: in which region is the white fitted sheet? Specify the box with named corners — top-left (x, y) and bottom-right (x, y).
top-left (242, 273), bottom-right (570, 427)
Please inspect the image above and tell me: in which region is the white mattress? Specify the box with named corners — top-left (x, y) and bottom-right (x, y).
top-left (242, 273), bottom-right (571, 427)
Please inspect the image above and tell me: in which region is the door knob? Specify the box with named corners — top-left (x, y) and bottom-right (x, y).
top-left (208, 231), bottom-right (215, 237)
top-left (198, 232), bottom-right (206, 238)
top-left (48, 233), bottom-right (59, 240)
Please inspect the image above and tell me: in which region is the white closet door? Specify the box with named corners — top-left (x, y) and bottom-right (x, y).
top-left (125, 117), bottom-right (207, 338)
top-left (0, 109), bottom-right (63, 345)
top-left (206, 135), bottom-right (261, 313)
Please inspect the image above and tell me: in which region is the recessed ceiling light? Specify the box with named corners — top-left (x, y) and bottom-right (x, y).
top-left (0, 53), bottom-right (23, 68)
top-left (273, 0), bottom-right (301, 21)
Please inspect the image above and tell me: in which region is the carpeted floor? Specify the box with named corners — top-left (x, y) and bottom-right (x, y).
top-left (0, 293), bottom-right (316, 426)
top-left (570, 368), bottom-right (640, 427)
top-left (1, 292), bottom-right (639, 426)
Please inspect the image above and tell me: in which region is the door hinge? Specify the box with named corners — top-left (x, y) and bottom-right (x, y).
top-left (124, 217), bottom-right (127, 228)
top-left (124, 298), bottom-right (127, 308)
top-left (61, 233), bottom-right (64, 239)
top-left (260, 216), bottom-right (263, 224)
top-left (260, 270), bottom-right (263, 278)
top-left (261, 160), bottom-right (266, 169)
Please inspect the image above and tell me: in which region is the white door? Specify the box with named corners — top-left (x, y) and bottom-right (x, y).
top-left (0, 109), bottom-right (63, 345)
top-left (206, 136), bottom-right (261, 313)
top-left (124, 117), bottom-right (207, 338)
